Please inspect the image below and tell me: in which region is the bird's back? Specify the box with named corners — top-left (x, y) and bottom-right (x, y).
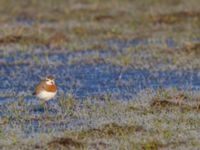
top-left (33, 80), bottom-right (46, 95)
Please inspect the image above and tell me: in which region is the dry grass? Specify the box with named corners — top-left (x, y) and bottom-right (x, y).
top-left (48, 137), bottom-right (84, 149)
top-left (149, 10), bottom-right (200, 24)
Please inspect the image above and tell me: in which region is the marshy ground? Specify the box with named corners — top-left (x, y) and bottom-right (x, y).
top-left (1, 0), bottom-right (200, 149)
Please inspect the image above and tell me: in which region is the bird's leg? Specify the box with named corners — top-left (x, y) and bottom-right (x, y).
top-left (43, 102), bottom-right (48, 116)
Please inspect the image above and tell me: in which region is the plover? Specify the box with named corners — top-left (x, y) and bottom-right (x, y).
top-left (33, 75), bottom-right (57, 102)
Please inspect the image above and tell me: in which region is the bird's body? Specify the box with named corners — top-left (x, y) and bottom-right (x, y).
top-left (33, 76), bottom-right (57, 102)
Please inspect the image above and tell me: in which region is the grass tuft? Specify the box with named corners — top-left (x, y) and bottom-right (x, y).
top-left (48, 137), bottom-right (84, 149)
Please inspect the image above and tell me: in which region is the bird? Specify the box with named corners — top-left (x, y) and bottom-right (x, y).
top-left (33, 75), bottom-right (57, 102)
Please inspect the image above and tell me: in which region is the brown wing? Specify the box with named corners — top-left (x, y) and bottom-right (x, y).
top-left (33, 80), bottom-right (46, 95)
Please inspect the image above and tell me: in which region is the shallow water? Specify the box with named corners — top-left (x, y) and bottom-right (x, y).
top-left (1, 55), bottom-right (200, 103)
top-left (1, 37), bottom-right (200, 103)
top-left (1, 38), bottom-right (200, 134)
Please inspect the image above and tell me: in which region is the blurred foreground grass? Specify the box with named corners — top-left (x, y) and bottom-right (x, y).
top-left (1, 89), bottom-right (200, 149)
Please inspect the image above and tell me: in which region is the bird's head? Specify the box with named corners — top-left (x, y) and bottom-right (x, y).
top-left (45, 75), bottom-right (55, 85)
